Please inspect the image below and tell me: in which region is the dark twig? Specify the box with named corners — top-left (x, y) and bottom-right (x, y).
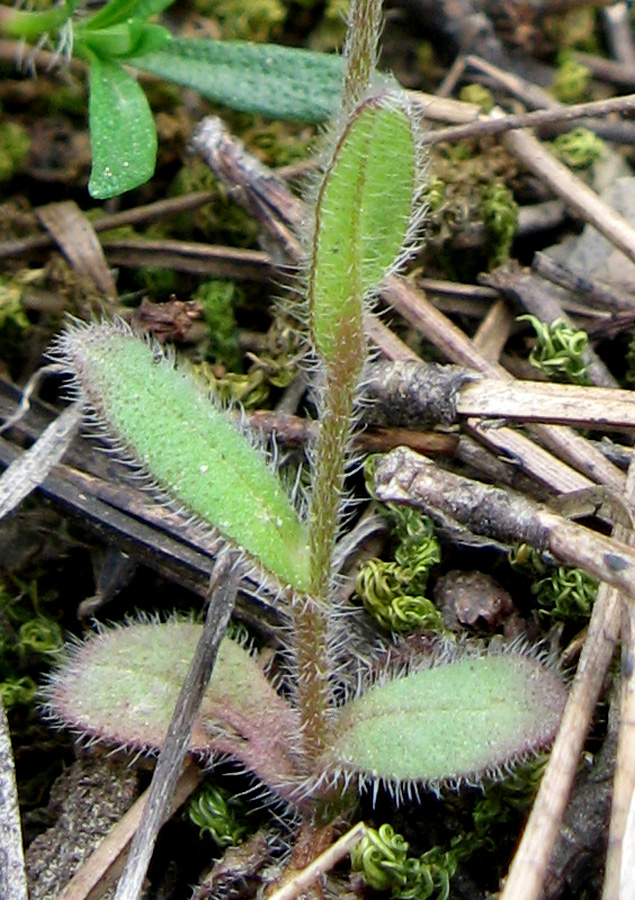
top-left (532, 251), bottom-right (635, 313)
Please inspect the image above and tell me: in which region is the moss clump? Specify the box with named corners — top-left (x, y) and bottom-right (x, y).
top-left (0, 120), bottom-right (31, 181)
top-left (459, 84), bottom-right (494, 115)
top-left (510, 543), bottom-right (597, 627)
top-left (551, 56), bottom-right (591, 103)
top-left (550, 128), bottom-right (604, 170)
top-left (193, 279), bottom-right (242, 369)
top-left (356, 505), bottom-right (443, 634)
top-left (481, 182), bottom-right (517, 268)
top-left (518, 315), bottom-right (591, 385)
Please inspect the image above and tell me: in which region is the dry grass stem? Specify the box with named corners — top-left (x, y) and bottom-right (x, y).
top-left (501, 459), bottom-right (635, 900)
top-left (502, 122), bottom-right (635, 265)
top-left (422, 92), bottom-right (635, 147)
top-left (265, 822), bottom-right (368, 900)
top-left (603, 601), bottom-right (635, 898)
top-left (0, 695), bottom-right (28, 900)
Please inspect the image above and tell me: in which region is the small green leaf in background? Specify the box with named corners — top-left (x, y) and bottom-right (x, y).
top-left (87, 55), bottom-right (157, 198)
top-left (129, 38), bottom-right (344, 122)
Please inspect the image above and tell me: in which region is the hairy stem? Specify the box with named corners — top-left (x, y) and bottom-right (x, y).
top-left (341, 0), bottom-right (383, 114)
top-left (294, 324), bottom-right (365, 766)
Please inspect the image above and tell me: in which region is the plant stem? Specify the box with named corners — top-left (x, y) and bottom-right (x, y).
top-left (294, 327), bottom-right (365, 767)
top-left (0, 5), bottom-right (69, 42)
top-left (341, 0), bottom-right (382, 113)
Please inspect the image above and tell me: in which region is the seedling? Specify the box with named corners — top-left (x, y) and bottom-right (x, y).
top-left (0, 0), bottom-right (343, 197)
top-left (42, 0), bottom-right (567, 889)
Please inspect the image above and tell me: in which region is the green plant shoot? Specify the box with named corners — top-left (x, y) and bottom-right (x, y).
top-left (40, 0), bottom-right (568, 860)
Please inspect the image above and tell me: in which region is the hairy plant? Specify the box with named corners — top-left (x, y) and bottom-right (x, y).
top-left (41, 0), bottom-right (567, 887)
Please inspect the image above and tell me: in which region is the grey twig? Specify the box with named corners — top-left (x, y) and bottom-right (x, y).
top-left (0, 694), bottom-right (28, 900)
top-left (374, 446), bottom-right (635, 602)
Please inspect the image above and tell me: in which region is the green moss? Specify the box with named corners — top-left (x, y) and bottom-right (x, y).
top-left (510, 543), bottom-right (597, 627)
top-left (459, 84), bottom-right (494, 114)
top-left (518, 315), bottom-right (591, 385)
top-left (193, 279), bottom-right (242, 369)
top-left (187, 778), bottom-right (252, 845)
top-left (550, 128), bottom-right (604, 170)
top-left (356, 506), bottom-right (443, 633)
top-left (551, 55), bottom-right (591, 103)
top-left (544, 7), bottom-right (597, 53)
top-left (307, 0), bottom-right (349, 51)
top-left (481, 182), bottom-right (517, 268)
top-left (170, 159), bottom-right (259, 245)
top-left (0, 121), bottom-right (31, 181)
top-left (193, 0), bottom-right (286, 40)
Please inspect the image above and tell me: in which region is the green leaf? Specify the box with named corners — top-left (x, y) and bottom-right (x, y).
top-left (310, 93), bottom-right (417, 365)
top-left (55, 321), bottom-right (311, 591)
top-left (87, 56), bottom-right (157, 198)
top-left (129, 38), bottom-right (344, 122)
top-left (78, 21), bottom-right (170, 59)
top-left (44, 621), bottom-right (300, 790)
top-left (83, 0), bottom-right (144, 30)
top-left (325, 653), bottom-right (567, 788)
top-left (83, 0), bottom-right (176, 30)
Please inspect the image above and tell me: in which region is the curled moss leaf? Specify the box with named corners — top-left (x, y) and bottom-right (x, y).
top-left (356, 506), bottom-right (442, 633)
top-left (518, 315), bottom-right (591, 385)
top-left (1, 676), bottom-right (37, 709)
top-left (187, 779), bottom-right (251, 846)
top-left (510, 543), bottom-right (597, 625)
top-left (356, 560), bottom-right (443, 633)
top-left (322, 651), bottom-right (567, 790)
top-left (550, 127), bottom-right (604, 169)
top-left (351, 824), bottom-right (455, 900)
top-left (19, 617), bottom-right (64, 655)
top-left (52, 320), bottom-right (310, 592)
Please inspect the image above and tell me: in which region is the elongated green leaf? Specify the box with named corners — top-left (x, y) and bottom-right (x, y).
top-left (55, 321), bottom-right (311, 591)
top-left (83, 0), bottom-right (143, 30)
top-left (129, 38), bottom-right (344, 122)
top-left (325, 653), bottom-right (567, 788)
top-left (87, 56), bottom-right (157, 198)
top-left (310, 93), bottom-right (416, 365)
top-left (82, 0), bottom-right (175, 31)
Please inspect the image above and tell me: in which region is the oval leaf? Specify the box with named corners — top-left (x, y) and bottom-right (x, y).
top-left (88, 56), bottom-right (157, 198)
top-left (309, 93), bottom-right (417, 365)
top-left (324, 653), bottom-right (567, 789)
top-left (43, 621), bottom-right (299, 788)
